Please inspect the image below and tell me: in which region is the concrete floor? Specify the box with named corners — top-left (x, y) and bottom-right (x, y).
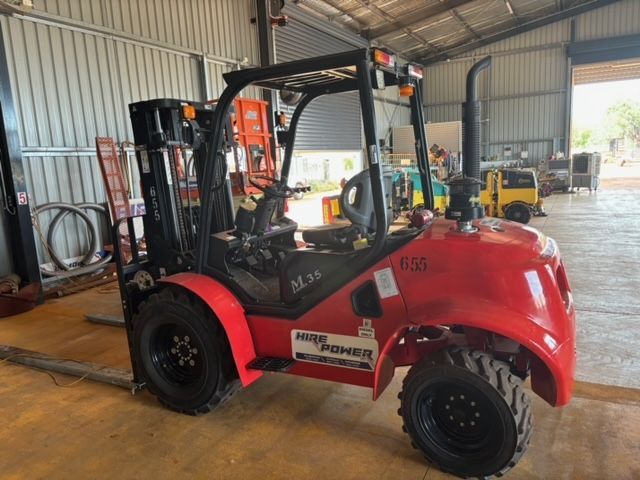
top-left (1, 174), bottom-right (639, 479)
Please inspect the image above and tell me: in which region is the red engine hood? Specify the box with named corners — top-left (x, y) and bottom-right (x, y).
top-left (400, 217), bottom-right (548, 265)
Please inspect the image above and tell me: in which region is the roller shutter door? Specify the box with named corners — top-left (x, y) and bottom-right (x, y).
top-left (276, 5), bottom-right (366, 151)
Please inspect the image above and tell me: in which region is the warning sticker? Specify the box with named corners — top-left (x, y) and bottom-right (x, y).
top-left (358, 318), bottom-right (375, 338)
top-left (374, 267), bottom-right (399, 299)
top-left (291, 330), bottom-right (378, 372)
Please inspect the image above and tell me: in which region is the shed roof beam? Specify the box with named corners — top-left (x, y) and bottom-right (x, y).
top-left (419, 0), bottom-right (623, 64)
top-left (504, 0), bottom-right (521, 26)
top-left (294, 0), bottom-right (364, 32)
top-left (449, 8), bottom-right (482, 40)
top-left (366, 0), bottom-right (474, 40)
top-left (348, 0), bottom-right (443, 57)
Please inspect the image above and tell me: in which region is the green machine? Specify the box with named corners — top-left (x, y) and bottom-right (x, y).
top-left (392, 167), bottom-right (449, 213)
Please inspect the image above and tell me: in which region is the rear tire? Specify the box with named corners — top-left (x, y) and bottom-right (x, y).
top-left (504, 202), bottom-right (531, 224)
top-left (399, 348), bottom-right (532, 478)
top-left (133, 288), bottom-right (239, 415)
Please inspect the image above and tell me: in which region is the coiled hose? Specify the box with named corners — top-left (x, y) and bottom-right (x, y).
top-left (33, 202), bottom-right (113, 277)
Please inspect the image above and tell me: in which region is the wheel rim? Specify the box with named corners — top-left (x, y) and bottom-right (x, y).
top-left (150, 323), bottom-right (205, 386)
top-left (416, 380), bottom-right (505, 459)
top-left (507, 205), bottom-right (528, 222)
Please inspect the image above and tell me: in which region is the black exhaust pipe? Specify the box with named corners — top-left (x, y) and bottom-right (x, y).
top-left (445, 56), bottom-right (491, 231)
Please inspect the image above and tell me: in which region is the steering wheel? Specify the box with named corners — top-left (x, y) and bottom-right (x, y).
top-left (248, 175), bottom-right (293, 199)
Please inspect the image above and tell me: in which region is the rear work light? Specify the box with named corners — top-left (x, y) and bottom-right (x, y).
top-left (407, 64), bottom-right (423, 79)
top-left (399, 84), bottom-right (415, 97)
top-left (182, 104), bottom-right (196, 120)
top-left (373, 49), bottom-right (396, 69)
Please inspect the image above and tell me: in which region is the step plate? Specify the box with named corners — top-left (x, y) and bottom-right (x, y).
top-left (249, 357), bottom-right (295, 372)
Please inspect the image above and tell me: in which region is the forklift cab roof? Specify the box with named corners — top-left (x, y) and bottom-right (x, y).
top-left (222, 48), bottom-right (411, 94)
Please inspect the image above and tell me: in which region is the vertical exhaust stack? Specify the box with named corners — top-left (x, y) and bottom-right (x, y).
top-left (445, 56), bottom-right (491, 232)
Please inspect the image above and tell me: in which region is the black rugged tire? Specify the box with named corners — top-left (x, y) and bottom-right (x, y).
top-left (504, 202), bottom-right (532, 224)
top-left (133, 288), bottom-right (239, 415)
top-left (399, 348), bottom-right (532, 479)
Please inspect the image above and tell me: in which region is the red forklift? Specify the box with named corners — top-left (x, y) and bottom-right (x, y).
top-left (120, 49), bottom-right (576, 478)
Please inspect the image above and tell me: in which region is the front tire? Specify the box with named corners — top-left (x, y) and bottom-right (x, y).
top-left (133, 288), bottom-right (239, 415)
top-left (399, 348), bottom-right (532, 478)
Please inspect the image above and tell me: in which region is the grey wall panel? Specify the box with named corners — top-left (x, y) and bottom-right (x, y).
top-left (375, 98), bottom-right (410, 147)
top-left (24, 154), bottom-right (107, 262)
top-left (574, 0), bottom-right (640, 41)
top-left (114, 40), bottom-right (202, 138)
top-left (33, 0), bottom-right (260, 64)
top-left (373, 84), bottom-right (410, 146)
top-left (425, 60), bottom-right (473, 105)
top-left (1, 1), bottom-right (258, 266)
top-left (472, 20), bottom-right (570, 55)
top-left (425, 104), bottom-right (462, 124)
top-left (424, 1), bottom-right (640, 165)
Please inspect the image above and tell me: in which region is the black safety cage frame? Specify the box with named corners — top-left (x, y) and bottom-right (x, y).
top-left (195, 48), bottom-right (434, 276)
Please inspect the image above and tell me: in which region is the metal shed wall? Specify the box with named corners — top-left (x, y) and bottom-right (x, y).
top-left (276, 3), bottom-right (365, 151)
top-left (0, 0), bottom-right (260, 266)
top-left (424, 0), bottom-right (640, 166)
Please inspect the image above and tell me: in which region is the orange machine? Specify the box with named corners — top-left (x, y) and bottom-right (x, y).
top-left (229, 97), bottom-right (277, 196)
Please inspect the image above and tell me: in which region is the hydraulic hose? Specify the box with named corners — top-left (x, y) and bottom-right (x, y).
top-left (33, 203), bottom-right (112, 277)
top-left (47, 203), bottom-right (112, 270)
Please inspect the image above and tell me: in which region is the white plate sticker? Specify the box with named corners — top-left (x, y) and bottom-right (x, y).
top-left (163, 150), bottom-right (173, 185)
top-left (480, 218), bottom-right (502, 227)
top-left (291, 330), bottom-right (378, 371)
top-left (358, 319), bottom-right (375, 339)
top-left (140, 150), bottom-right (150, 173)
top-left (374, 267), bottom-right (399, 299)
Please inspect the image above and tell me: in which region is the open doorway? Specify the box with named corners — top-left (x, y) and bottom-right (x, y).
top-left (571, 58), bottom-right (640, 190)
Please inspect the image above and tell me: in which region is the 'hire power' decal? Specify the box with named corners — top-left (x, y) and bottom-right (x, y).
top-left (291, 330), bottom-right (379, 371)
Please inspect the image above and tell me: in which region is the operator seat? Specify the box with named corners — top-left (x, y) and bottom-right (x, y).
top-left (278, 167), bottom-right (393, 304)
top-left (301, 167), bottom-right (394, 248)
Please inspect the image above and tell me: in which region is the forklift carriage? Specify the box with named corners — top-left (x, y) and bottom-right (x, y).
top-left (116, 48), bottom-right (576, 478)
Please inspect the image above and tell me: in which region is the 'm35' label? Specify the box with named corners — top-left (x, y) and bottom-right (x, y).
top-left (290, 269), bottom-right (321, 294)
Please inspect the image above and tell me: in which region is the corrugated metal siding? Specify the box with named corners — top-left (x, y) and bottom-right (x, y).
top-left (574, 0), bottom-right (640, 41)
top-left (424, 12), bottom-right (571, 164)
top-left (374, 83), bottom-right (410, 146)
top-left (1, 0), bottom-right (259, 265)
top-left (424, 0), bottom-right (640, 165)
top-left (33, 0), bottom-right (260, 64)
top-left (276, 4), bottom-right (365, 151)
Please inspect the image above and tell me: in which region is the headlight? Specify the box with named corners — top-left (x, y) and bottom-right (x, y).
top-left (540, 236), bottom-right (557, 259)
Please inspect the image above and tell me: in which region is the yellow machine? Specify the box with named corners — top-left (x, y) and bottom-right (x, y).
top-left (480, 168), bottom-right (544, 224)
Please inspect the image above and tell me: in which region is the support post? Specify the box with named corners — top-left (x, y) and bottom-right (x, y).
top-left (0, 22), bottom-right (41, 296)
top-left (256, 0), bottom-right (278, 168)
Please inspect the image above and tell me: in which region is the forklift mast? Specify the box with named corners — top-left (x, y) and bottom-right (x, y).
top-left (128, 99), bottom-right (236, 276)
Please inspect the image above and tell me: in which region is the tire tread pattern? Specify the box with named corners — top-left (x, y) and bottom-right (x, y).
top-left (135, 287), bottom-right (240, 416)
top-left (398, 347), bottom-right (533, 479)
